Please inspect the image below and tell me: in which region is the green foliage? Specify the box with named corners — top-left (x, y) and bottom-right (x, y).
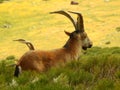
top-left (67, 69), bottom-right (93, 86)
top-left (116, 27), bottom-right (120, 32)
top-left (0, 47), bottom-right (120, 90)
top-left (6, 55), bottom-right (15, 60)
top-left (0, 0), bottom-right (4, 3)
top-left (0, 0), bottom-right (9, 3)
top-left (94, 78), bottom-right (114, 90)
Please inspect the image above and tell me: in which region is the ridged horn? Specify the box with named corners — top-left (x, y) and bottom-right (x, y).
top-left (68, 11), bottom-right (84, 32)
top-left (13, 39), bottom-right (35, 50)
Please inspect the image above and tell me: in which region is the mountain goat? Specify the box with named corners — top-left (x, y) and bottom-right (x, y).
top-left (14, 10), bottom-right (93, 77)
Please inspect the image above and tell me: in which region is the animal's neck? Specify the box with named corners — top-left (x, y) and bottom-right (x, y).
top-left (63, 38), bottom-right (82, 60)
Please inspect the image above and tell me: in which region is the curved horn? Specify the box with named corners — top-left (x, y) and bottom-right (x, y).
top-left (68, 11), bottom-right (84, 32)
top-left (13, 39), bottom-right (26, 42)
top-left (50, 10), bottom-right (77, 30)
top-left (13, 39), bottom-right (35, 50)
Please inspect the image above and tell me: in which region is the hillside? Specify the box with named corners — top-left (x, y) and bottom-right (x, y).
top-left (0, 0), bottom-right (120, 59)
top-left (0, 47), bottom-right (120, 90)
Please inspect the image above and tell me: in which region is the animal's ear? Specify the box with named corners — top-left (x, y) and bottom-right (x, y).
top-left (64, 31), bottom-right (71, 36)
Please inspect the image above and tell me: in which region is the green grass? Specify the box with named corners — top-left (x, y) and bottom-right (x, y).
top-left (0, 0), bottom-right (8, 3)
top-left (0, 47), bottom-right (120, 90)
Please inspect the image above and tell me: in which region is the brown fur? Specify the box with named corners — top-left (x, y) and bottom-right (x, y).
top-left (17, 35), bottom-right (82, 72)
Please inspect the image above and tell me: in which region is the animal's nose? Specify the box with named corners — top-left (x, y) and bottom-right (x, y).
top-left (88, 41), bottom-right (93, 48)
top-left (88, 44), bottom-right (92, 48)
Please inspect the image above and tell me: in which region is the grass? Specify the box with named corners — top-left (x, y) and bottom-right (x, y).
top-left (0, 0), bottom-right (120, 59)
top-left (0, 47), bottom-right (120, 90)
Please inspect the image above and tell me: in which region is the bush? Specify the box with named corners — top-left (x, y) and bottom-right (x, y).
top-left (0, 0), bottom-right (9, 3)
top-left (94, 78), bottom-right (114, 90)
top-left (67, 69), bottom-right (93, 86)
top-left (0, 0), bottom-right (4, 3)
top-left (0, 47), bottom-right (120, 89)
top-left (6, 55), bottom-right (15, 60)
top-left (116, 27), bottom-right (120, 32)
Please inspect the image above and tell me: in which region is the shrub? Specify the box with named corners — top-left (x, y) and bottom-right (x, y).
top-left (67, 69), bottom-right (93, 86)
top-left (116, 27), bottom-right (120, 32)
top-left (0, 0), bottom-right (4, 3)
top-left (0, 47), bottom-right (120, 89)
top-left (0, 0), bottom-right (9, 3)
top-left (6, 55), bottom-right (15, 60)
top-left (94, 78), bottom-right (114, 90)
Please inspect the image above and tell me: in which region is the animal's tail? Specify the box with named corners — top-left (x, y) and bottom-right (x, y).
top-left (14, 65), bottom-right (21, 77)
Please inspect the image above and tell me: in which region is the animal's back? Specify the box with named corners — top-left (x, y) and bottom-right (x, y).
top-left (17, 50), bottom-right (44, 72)
top-left (17, 49), bottom-right (67, 72)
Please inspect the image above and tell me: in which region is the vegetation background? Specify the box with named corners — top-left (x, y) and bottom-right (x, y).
top-left (0, 0), bottom-right (120, 90)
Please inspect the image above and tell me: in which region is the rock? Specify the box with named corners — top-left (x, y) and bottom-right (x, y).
top-left (71, 1), bottom-right (79, 5)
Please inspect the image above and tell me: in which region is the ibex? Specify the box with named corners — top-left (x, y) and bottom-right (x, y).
top-left (13, 39), bottom-right (35, 50)
top-left (14, 10), bottom-right (93, 77)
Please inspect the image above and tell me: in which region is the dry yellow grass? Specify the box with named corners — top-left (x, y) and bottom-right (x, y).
top-left (0, 0), bottom-right (120, 59)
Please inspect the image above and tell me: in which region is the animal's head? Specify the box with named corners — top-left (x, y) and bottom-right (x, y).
top-left (50, 10), bottom-right (93, 50)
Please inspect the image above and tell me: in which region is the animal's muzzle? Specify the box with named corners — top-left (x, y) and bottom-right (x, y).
top-left (82, 44), bottom-right (92, 50)
top-left (82, 46), bottom-right (87, 50)
top-left (88, 44), bottom-right (92, 48)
